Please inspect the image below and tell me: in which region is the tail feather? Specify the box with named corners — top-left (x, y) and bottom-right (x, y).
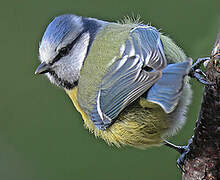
top-left (146, 59), bottom-right (192, 113)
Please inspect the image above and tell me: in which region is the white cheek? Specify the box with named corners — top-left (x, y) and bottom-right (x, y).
top-left (67, 32), bottom-right (90, 77)
top-left (71, 32), bottom-right (90, 70)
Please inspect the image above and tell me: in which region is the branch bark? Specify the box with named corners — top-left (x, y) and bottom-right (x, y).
top-left (182, 32), bottom-right (220, 180)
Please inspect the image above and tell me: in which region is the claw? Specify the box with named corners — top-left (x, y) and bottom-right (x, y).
top-left (163, 140), bottom-right (190, 172)
top-left (188, 57), bottom-right (213, 86)
top-left (193, 69), bottom-right (214, 86)
top-left (176, 146), bottom-right (190, 173)
top-left (177, 158), bottom-right (185, 173)
top-left (190, 57), bottom-right (210, 71)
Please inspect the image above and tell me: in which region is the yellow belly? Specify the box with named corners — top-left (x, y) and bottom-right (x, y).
top-left (66, 87), bottom-right (168, 148)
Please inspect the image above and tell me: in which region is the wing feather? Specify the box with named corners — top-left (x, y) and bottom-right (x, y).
top-left (91, 55), bottom-right (162, 130)
top-left (78, 25), bottom-right (168, 130)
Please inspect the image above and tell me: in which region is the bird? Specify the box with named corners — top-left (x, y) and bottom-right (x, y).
top-left (35, 14), bottom-right (192, 149)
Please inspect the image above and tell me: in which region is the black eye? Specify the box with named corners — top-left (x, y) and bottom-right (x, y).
top-left (59, 47), bottom-right (69, 57)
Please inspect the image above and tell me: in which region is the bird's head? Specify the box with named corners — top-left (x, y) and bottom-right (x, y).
top-left (35, 14), bottom-right (91, 89)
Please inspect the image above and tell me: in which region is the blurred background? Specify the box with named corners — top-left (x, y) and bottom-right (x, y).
top-left (0, 0), bottom-right (219, 179)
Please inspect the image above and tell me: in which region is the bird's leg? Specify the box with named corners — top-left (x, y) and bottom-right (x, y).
top-left (163, 140), bottom-right (186, 154)
top-left (188, 57), bottom-right (213, 85)
top-left (163, 140), bottom-right (190, 172)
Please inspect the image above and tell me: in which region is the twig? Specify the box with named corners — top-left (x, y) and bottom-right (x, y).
top-left (182, 32), bottom-right (220, 180)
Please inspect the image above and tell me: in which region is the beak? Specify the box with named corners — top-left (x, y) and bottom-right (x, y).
top-left (35, 62), bottom-right (51, 74)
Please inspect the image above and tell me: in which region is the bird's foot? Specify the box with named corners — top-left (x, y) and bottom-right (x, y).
top-left (163, 140), bottom-right (190, 172)
top-left (176, 146), bottom-right (190, 173)
top-left (188, 57), bottom-right (213, 86)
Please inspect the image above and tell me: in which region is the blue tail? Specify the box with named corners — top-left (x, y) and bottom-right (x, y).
top-left (146, 60), bottom-right (192, 113)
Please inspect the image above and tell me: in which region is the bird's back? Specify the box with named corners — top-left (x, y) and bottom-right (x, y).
top-left (66, 22), bottom-right (191, 148)
top-left (66, 23), bottom-right (169, 147)
top-left (77, 23), bottom-right (136, 113)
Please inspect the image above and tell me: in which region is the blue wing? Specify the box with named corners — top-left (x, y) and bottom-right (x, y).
top-left (87, 25), bottom-right (168, 130)
top-left (91, 56), bottom-right (162, 130)
top-left (146, 59), bottom-right (192, 113)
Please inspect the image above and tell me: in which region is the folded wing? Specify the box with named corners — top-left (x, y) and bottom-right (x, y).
top-left (78, 24), bottom-right (168, 130)
top-left (91, 55), bottom-right (162, 130)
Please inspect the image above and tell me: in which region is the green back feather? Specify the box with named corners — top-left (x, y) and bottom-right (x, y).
top-left (160, 34), bottom-right (187, 63)
top-left (77, 23), bottom-right (136, 113)
top-left (117, 15), bottom-right (143, 25)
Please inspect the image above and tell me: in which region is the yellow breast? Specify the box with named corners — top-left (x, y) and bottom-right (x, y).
top-left (66, 87), bottom-right (168, 148)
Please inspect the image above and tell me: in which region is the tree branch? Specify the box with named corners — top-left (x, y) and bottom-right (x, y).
top-left (182, 32), bottom-right (220, 180)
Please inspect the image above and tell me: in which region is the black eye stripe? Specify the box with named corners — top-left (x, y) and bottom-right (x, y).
top-left (50, 31), bottom-right (84, 65)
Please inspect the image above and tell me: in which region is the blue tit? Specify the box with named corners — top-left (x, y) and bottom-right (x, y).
top-left (35, 14), bottom-right (192, 148)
